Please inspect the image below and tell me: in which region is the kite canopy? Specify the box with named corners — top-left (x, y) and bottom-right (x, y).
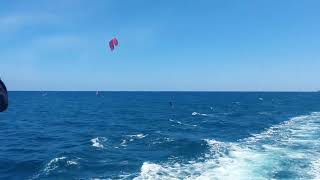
top-left (0, 79), bottom-right (8, 112)
top-left (109, 37), bottom-right (119, 51)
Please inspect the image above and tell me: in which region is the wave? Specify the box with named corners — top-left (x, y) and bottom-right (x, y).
top-left (152, 137), bottom-right (175, 145)
top-left (31, 156), bottom-right (79, 179)
top-left (127, 134), bottom-right (148, 139)
top-left (91, 137), bottom-right (107, 149)
top-left (45, 156), bottom-right (79, 173)
top-left (44, 156), bottom-right (67, 174)
top-left (257, 112), bottom-right (272, 116)
top-left (133, 112), bottom-right (320, 180)
top-left (120, 139), bottom-right (128, 147)
top-left (192, 112), bottom-right (208, 117)
top-left (116, 134), bottom-right (148, 148)
top-left (169, 119), bottom-right (197, 127)
top-left (311, 159), bottom-right (320, 179)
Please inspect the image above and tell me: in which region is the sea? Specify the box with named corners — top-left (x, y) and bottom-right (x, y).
top-left (0, 92), bottom-right (320, 180)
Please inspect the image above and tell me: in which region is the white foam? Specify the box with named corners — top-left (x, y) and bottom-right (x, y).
top-left (192, 112), bottom-right (208, 116)
top-left (138, 163), bottom-right (168, 179)
top-left (169, 119), bottom-right (175, 122)
top-left (169, 119), bottom-right (197, 127)
top-left (164, 137), bottom-right (174, 142)
top-left (134, 141), bottom-right (267, 180)
top-left (118, 134), bottom-right (148, 147)
top-left (192, 112), bottom-right (199, 116)
top-left (310, 159), bottom-right (320, 179)
top-left (258, 112), bottom-right (271, 116)
top-left (127, 134), bottom-right (147, 139)
top-left (44, 156), bottom-right (67, 173)
top-left (152, 137), bottom-right (174, 145)
top-left (41, 156), bottom-right (80, 176)
top-left (120, 139), bottom-right (128, 147)
top-left (91, 137), bottom-right (107, 149)
top-left (134, 112), bottom-right (320, 179)
top-left (67, 160), bottom-right (78, 166)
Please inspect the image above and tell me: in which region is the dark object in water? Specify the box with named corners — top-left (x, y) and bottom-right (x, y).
top-left (169, 101), bottom-right (174, 108)
top-left (0, 79), bottom-right (8, 112)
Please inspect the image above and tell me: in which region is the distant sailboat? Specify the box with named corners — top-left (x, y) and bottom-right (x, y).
top-left (96, 91), bottom-right (99, 96)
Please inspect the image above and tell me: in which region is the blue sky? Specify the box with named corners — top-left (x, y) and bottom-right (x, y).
top-left (1, 0), bottom-right (320, 91)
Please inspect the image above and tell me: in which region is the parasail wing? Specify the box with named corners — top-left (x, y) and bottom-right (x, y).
top-left (113, 38), bottom-right (118, 46)
top-left (109, 40), bottom-right (115, 51)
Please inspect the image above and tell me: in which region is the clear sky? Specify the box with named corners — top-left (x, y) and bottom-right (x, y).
top-left (1, 0), bottom-right (320, 91)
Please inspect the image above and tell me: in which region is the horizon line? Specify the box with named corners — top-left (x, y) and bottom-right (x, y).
top-left (7, 90), bottom-right (320, 93)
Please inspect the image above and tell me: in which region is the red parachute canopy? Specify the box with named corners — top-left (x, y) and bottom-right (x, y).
top-left (109, 37), bottom-right (118, 51)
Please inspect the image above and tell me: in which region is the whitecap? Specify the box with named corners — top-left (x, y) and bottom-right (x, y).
top-left (192, 112), bottom-right (208, 116)
top-left (192, 112), bottom-right (199, 116)
top-left (120, 139), bottom-right (128, 147)
top-left (41, 156), bottom-right (80, 176)
top-left (310, 159), bottom-right (320, 179)
top-left (44, 156), bottom-right (67, 173)
top-left (67, 160), bottom-right (78, 166)
top-left (91, 137), bottom-right (107, 149)
top-left (258, 112), bottom-right (271, 116)
top-left (152, 137), bottom-right (174, 145)
top-left (169, 119), bottom-right (197, 127)
top-left (127, 134), bottom-right (148, 139)
top-left (118, 134), bottom-right (148, 147)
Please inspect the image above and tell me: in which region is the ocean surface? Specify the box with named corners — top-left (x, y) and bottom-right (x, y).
top-left (1, 92), bottom-right (320, 180)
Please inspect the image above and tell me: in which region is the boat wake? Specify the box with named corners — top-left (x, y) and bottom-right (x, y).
top-left (134, 112), bottom-right (320, 180)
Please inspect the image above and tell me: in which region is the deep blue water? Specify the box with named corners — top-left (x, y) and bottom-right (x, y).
top-left (1, 92), bottom-right (320, 179)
